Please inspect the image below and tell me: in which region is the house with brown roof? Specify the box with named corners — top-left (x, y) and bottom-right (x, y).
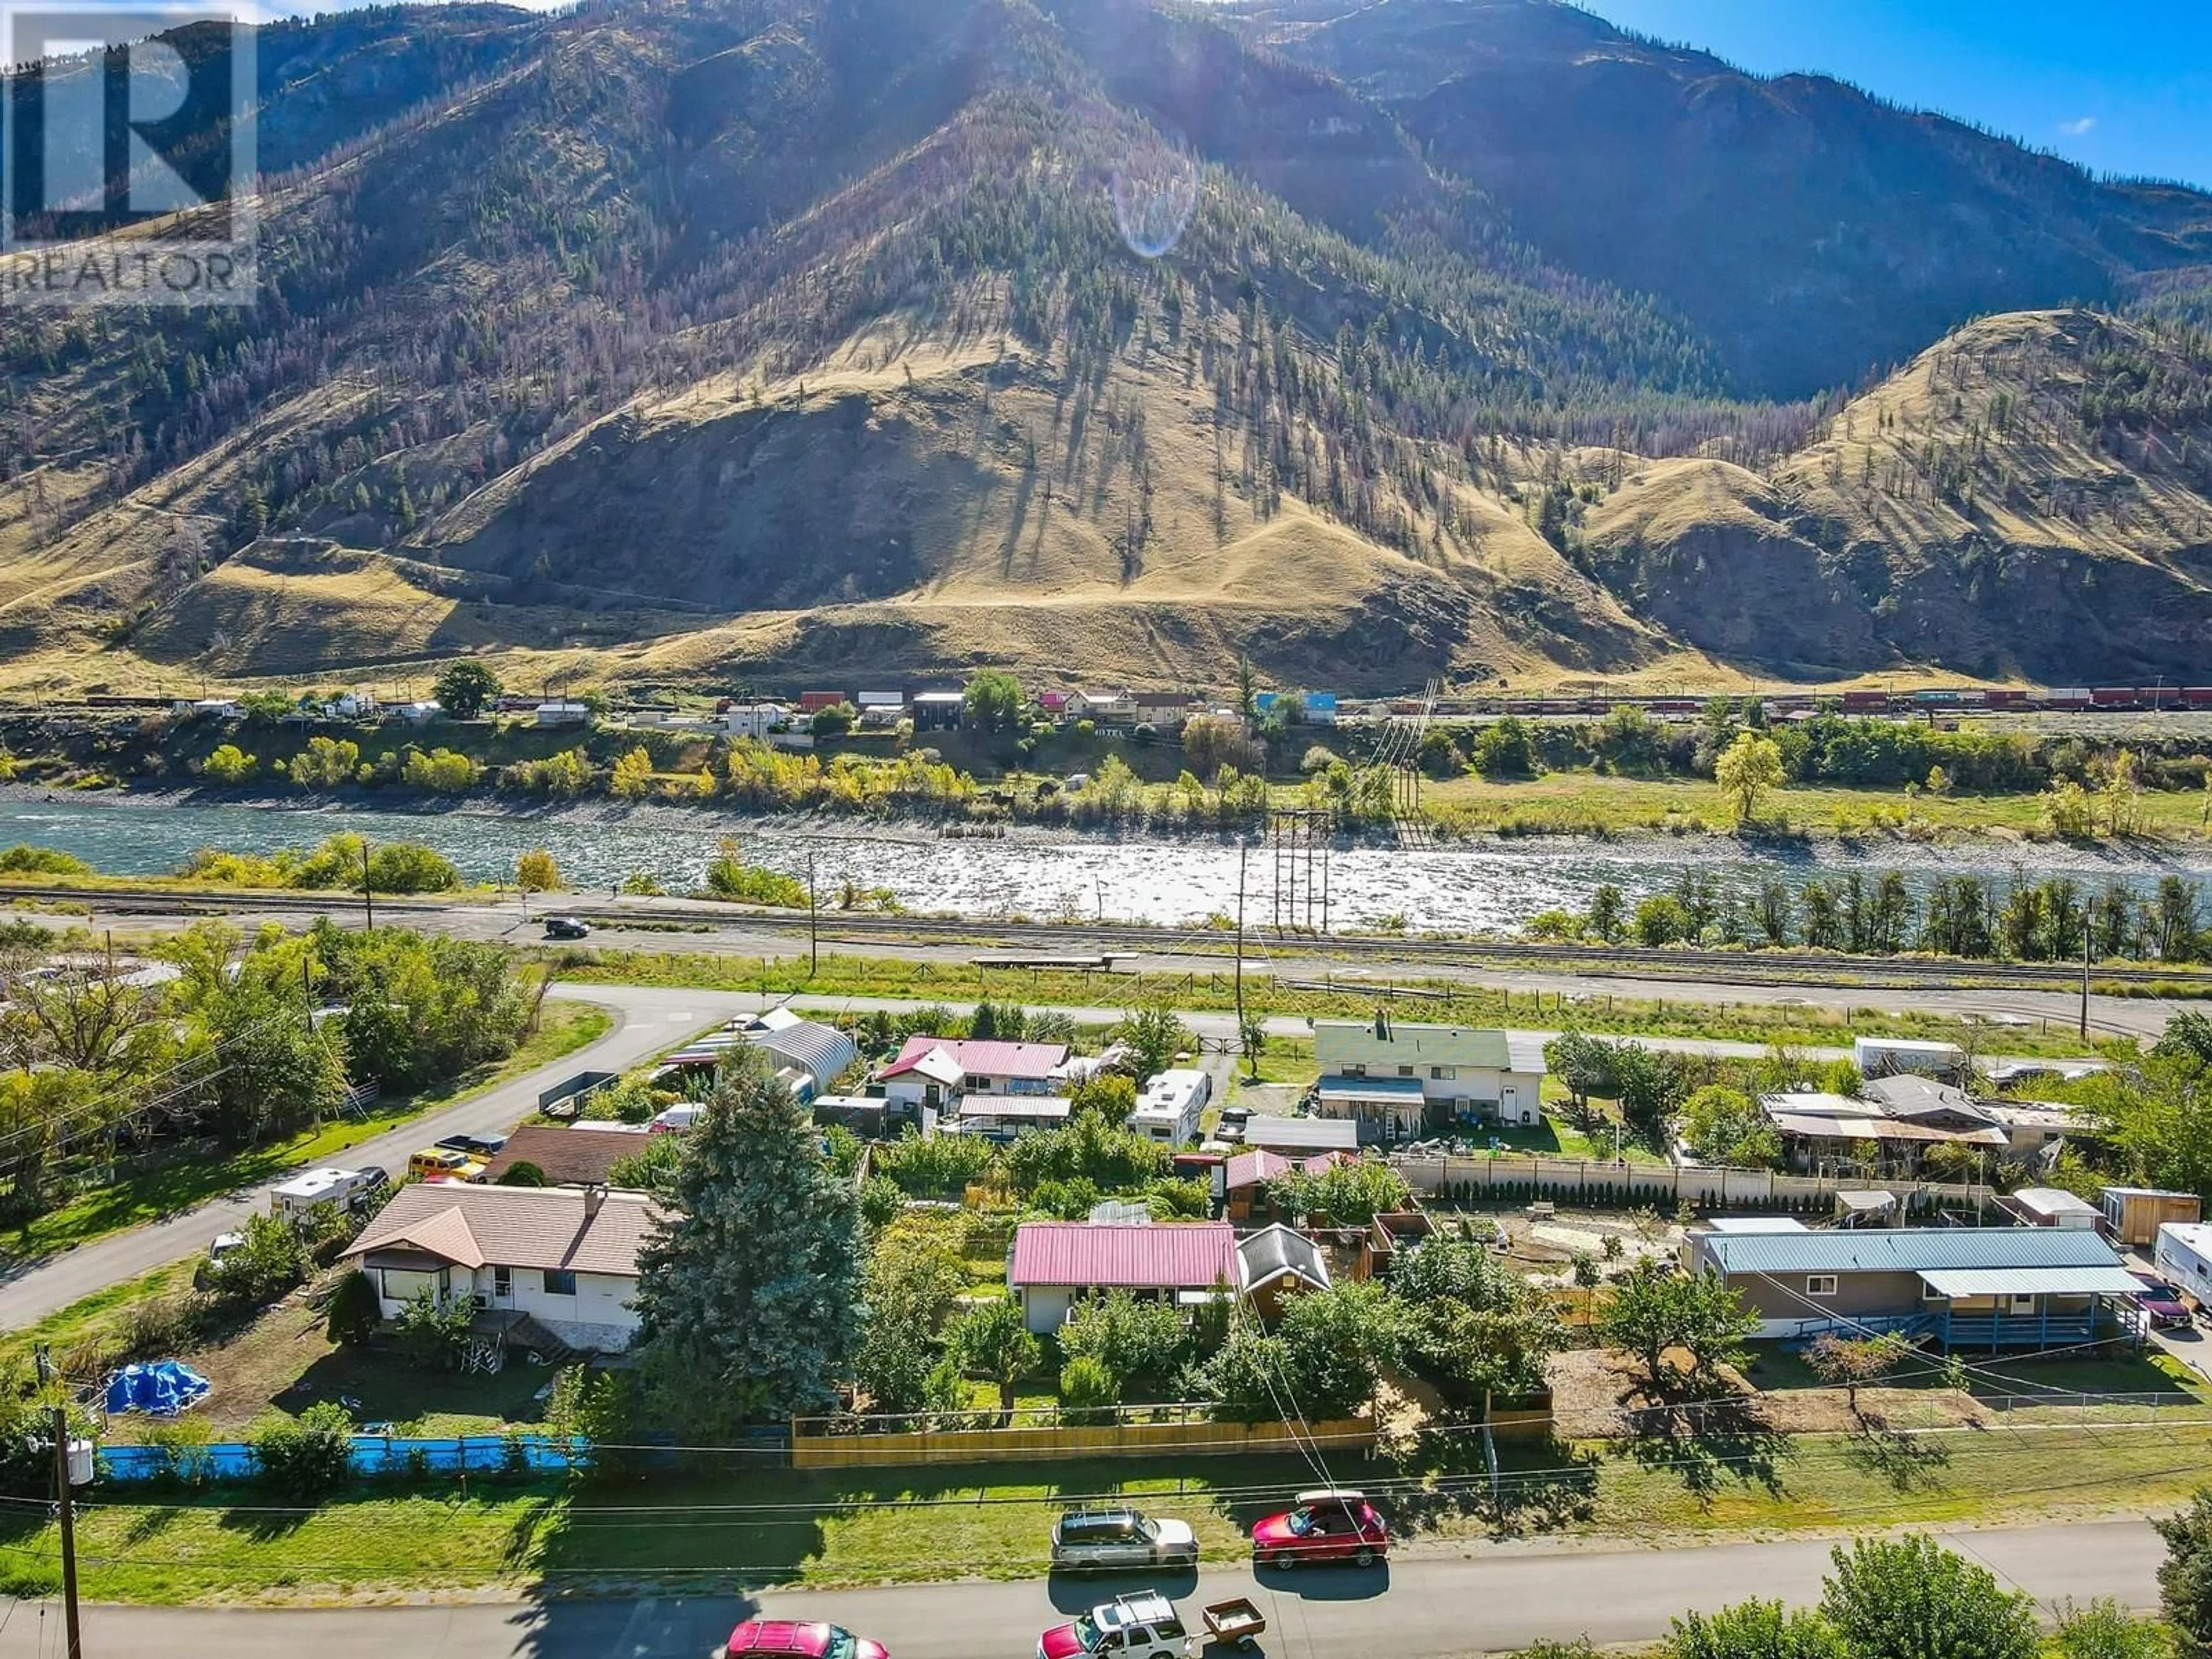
top-left (347, 1183), bottom-right (663, 1353)
top-left (479, 1125), bottom-right (646, 1188)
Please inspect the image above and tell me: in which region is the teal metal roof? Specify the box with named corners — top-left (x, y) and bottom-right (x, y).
top-left (1702, 1227), bottom-right (2124, 1277)
top-left (1918, 1266), bottom-right (2146, 1298)
top-left (1315, 1074), bottom-right (1426, 1102)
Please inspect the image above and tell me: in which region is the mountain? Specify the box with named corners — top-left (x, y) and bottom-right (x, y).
top-left (1244, 0), bottom-right (2212, 399)
top-left (0, 0), bottom-right (2207, 697)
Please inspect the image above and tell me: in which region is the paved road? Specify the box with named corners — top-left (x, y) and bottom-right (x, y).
top-left (0, 985), bottom-right (748, 1329)
top-left (0, 1518), bottom-right (2162, 1657)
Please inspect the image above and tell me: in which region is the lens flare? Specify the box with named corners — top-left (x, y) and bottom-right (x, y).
top-left (1111, 141), bottom-right (1198, 259)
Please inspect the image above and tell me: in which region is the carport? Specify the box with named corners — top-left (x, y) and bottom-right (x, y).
top-left (1313, 1075), bottom-right (1426, 1144)
top-left (1917, 1264), bottom-right (2149, 1351)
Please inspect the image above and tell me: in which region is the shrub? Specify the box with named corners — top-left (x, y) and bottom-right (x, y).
top-left (1060, 1355), bottom-right (1119, 1425)
top-left (253, 1401), bottom-right (355, 1497)
top-left (0, 844), bottom-right (92, 875)
top-left (395, 1290), bottom-right (475, 1372)
top-left (495, 1160), bottom-right (549, 1188)
top-left (324, 1269), bottom-right (382, 1347)
top-left (202, 1212), bottom-right (310, 1308)
top-left (142, 1413), bottom-right (216, 1490)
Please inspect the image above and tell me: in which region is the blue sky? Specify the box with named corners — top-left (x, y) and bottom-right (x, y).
top-left (1590, 1), bottom-right (2212, 189)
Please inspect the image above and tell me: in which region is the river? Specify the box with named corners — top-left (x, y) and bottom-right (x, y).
top-left (4, 796), bottom-right (2208, 934)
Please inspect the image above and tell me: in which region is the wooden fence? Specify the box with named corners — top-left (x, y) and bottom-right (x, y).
top-left (1393, 1153), bottom-right (1991, 1216)
top-left (790, 1404), bottom-right (1374, 1469)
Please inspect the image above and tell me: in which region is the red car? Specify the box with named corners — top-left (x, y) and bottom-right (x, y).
top-left (1249, 1487), bottom-right (1388, 1570)
top-left (2133, 1272), bottom-right (2193, 1330)
top-left (725, 1620), bottom-right (888, 1659)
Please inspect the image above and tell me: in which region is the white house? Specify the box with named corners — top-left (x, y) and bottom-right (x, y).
top-left (1065, 688), bottom-right (1136, 724)
top-left (329, 691), bottom-right (379, 719)
top-left (1130, 1069), bottom-right (1210, 1146)
top-left (724, 702), bottom-right (790, 741)
top-left (391, 700), bottom-right (442, 725)
top-left (1310, 1014), bottom-right (1546, 1141)
top-left (1007, 1222), bottom-right (1237, 1334)
top-left (347, 1183), bottom-right (660, 1353)
top-left (874, 1036), bottom-right (1071, 1119)
top-left (535, 701), bottom-right (591, 728)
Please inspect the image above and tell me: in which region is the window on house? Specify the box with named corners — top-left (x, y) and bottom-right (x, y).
top-left (1397, 1065), bottom-right (1414, 1077)
top-left (1431, 1066), bottom-right (1456, 1080)
top-left (493, 1266), bottom-right (512, 1298)
top-left (543, 1269), bottom-right (577, 1296)
top-left (1343, 1063), bottom-right (1366, 1077)
top-left (2010, 1293), bottom-right (2036, 1315)
top-left (1806, 1275), bottom-right (1839, 1297)
top-left (1922, 1281), bottom-right (1946, 1301)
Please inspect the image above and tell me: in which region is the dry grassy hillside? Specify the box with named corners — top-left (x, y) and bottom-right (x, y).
top-left (1579, 310), bottom-right (2212, 681)
top-left (4, 0), bottom-right (2211, 698)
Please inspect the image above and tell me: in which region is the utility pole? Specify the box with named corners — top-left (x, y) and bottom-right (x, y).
top-left (1234, 839), bottom-right (1249, 1078)
top-left (807, 847), bottom-right (819, 978)
top-left (359, 838), bottom-right (374, 931)
top-left (47, 1400), bottom-right (82, 1659)
top-left (2080, 922), bottom-right (2092, 1042)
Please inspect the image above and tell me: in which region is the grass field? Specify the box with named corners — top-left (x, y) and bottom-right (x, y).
top-left (7, 1416), bottom-right (2209, 1605)
top-left (1422, 770), bottom-right (2212, 841)
top-left (552, 947), bottom-right (2128, 1059)
top-left (2, 1003), bottom-right (612, 1263)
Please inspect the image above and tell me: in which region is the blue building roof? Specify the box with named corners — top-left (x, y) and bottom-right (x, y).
top-left (1702, 1226), bottom-right (2123, 1277)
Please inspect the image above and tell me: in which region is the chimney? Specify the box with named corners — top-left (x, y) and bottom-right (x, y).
top-left (584, 1183), bottom-right (607, 1221)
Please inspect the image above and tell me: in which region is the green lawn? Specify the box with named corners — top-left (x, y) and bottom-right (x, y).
top-left (3, 1002), bottom-right (612, 1262)
top-left (11, 1415), bottom-right (2212, 1605)
top-left (0, 1259), bottom-right (199, 1371)
top-left (1421, 770), bottom-right (2212, 843)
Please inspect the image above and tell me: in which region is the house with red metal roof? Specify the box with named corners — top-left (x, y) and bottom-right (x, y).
top-left (874, 1035), bottom-right (1071, 1120)
top-left (1008, 1221), bottom-right (1237, 1334)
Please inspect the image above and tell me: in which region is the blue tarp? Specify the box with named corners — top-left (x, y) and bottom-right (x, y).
top-left (104, 1361), bottom-right (211, 1417)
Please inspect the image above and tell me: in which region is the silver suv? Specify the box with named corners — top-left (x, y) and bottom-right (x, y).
top-left (1049, 1508), bottom-right (1199, 1573)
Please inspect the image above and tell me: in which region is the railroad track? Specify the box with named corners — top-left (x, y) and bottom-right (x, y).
top-left (9, 880), bottom-right (2207, 997)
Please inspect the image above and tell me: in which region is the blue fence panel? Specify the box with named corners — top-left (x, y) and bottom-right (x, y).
top-left (93, 1433), bottom-right (592, 1484)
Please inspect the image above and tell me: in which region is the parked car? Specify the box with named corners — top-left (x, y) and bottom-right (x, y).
top-left (649, 1104), bottom-right (703, 1135)
top-left (437, 1133), bottom-right (508, 1158)
top-left (543, 916), bottom-right (591, 940)
top-left (1249, 1488), bottom-right (1388, 1570)
top-left (1049, 1508), bottom-right (1199, 1573)
top-left (407, 1147), bottom-right (484, 1183)
top-left (724, 1620), bottom-right (887, 1659)
top-left (1037, 1592), bottom-right (1186, 1659)
top-left (2133, 1271), bottom-right (2192, 1328)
